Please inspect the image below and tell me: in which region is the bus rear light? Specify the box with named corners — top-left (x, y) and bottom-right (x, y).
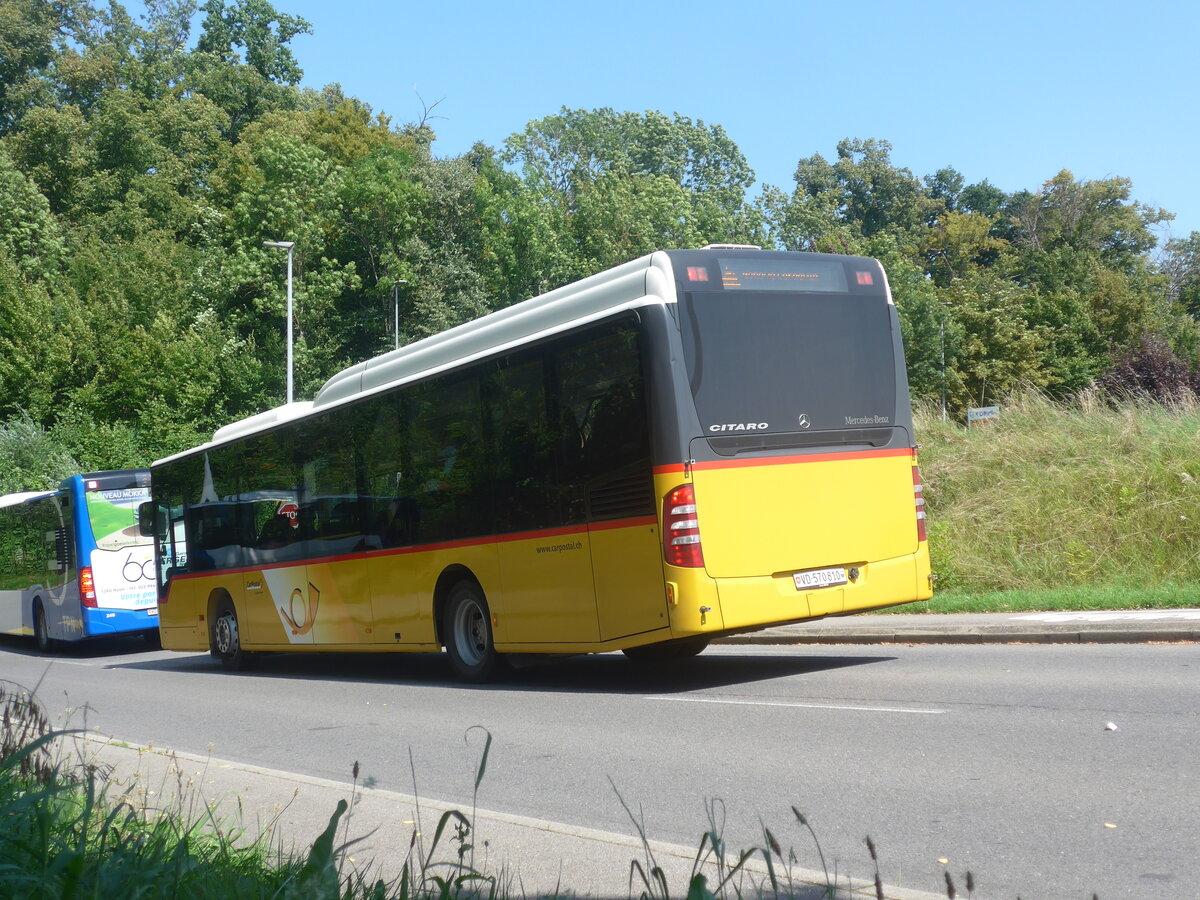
top-left (79, 567), bottom-right (97, 608)
top-left (913, 466), bottom-right (927, 542)
top-left (664, 484), bottom-right (705, 567)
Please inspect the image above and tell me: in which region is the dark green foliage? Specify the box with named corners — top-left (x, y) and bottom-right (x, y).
top-left (0, 0), bottom-right (1194, 477)
top-left (0, 415), bottom-right (80, 493)
top-left (765, 139), bottom-right (1194, 413)
top-left (0, 694), bottom-right (332, 899)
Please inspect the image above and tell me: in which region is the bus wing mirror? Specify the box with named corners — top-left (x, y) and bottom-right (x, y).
top-left (137, 501), bottom-right (162, 537)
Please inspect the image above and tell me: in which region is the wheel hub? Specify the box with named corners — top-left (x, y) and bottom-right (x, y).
top-left (215, 613), bottom-right (239, 655)
top-left (455, 601), bottom-right (486, 665)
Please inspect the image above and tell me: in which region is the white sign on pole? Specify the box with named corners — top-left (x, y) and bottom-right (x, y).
top-left (967, 406), bottom-right (1000, 428)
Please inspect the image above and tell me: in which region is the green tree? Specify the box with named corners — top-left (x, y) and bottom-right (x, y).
top-left (784, 139), bottom-right (944, 248)
top-left (0, 0), bottom-right (74, 134)
top-left (195, 0), bottom-right (310, 85)
top-left (4, 103), bottom-right (95, 216)
top-left (1007, 170), bottom-right (1168, 278)
top-left (0, 252), bottom-right (84, 422)
top-left (0, 144), bottom-right (64, 275)
top-left (504, 107), bottom-right (764, 267)
top-left (922, 209), bottom-right (1008, 286)
top-left (944, 271), bottom-right (1050, 409)
top-left (0, 415), bottom-right (79, 493)
top-left (1163, 231), bottom-right (1200, 316)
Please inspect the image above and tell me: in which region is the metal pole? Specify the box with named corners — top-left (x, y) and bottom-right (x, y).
top-left (286, 244), bottom-right (294, 403)
top-left (940, 312), bottom-right (946, 422)
top-left (263, 241), bottom-right (296, 404)
top-left (940, 303), bottom-right (948, 422)
top-left (393, 279), bottom-right (407, 351)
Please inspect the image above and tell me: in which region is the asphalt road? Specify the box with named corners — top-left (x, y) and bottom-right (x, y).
top-left (2, 636), bottom-right (1196, 899)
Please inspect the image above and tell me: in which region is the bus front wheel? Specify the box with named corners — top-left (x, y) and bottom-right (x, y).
top-left (444, 582), bottom-right (507, 683)
top-left (211, 599), bottom-right (257, 671)
top-left (33, 601), bottom-right (55, 653)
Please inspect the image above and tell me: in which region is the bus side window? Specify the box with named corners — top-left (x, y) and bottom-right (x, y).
top-left (362, 392), bottom-right (417, 549)
top-left (258, 512), bottom-right (294, 548)
top-left (489, 352), bottom-right (560, 532)
top-left (583, 379), bottom-right (643, 473)
top-left (405, 373), bottom-right (486, 543)
top-left (556, 321), bottom-right (649, 483)
top-left (298, 408), bottom-right (365, 547)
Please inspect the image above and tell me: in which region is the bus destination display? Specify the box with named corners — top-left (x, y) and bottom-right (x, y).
top-left (719, 258), bottom-right (850, 293)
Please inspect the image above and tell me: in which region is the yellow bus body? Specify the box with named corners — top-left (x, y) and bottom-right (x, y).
top-left (159, 447), bottom-right (929, 655)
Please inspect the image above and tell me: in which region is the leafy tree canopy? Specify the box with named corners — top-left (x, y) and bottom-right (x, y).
top-left (0, 0), bottom-right (1196, 474)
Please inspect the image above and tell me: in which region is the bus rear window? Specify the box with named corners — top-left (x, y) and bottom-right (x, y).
top-left (85, 483), bottom-right (152, 551)
top-left (679, 289), bottom-right (897, 440)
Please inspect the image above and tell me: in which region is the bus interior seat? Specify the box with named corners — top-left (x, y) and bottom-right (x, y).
top-left (258, 514), bottom-right (294, 548)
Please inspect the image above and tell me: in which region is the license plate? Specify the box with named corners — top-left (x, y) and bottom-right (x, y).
top-left (793, 567), bottom-right (848, 591)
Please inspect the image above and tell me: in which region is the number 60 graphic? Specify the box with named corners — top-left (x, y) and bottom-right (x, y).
top-left (122, 553), bottom-right (155, 583)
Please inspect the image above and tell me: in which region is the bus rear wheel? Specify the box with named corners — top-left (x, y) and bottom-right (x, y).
top-left (444, 582), bottom-right (507, 683)
top-left (210, 598), bottom-right (257, 671)
top-left (33, 601), bottom-right (55, 653)
top-left (622, 636), bottom-right (710, 663)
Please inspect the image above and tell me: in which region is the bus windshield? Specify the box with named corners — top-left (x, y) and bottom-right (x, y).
top-left (679, 286), bottom-right (897, 444)
top-left (84, 474), bottom-right (152, 551)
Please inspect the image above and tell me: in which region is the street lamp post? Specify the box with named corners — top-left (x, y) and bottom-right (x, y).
top-left (263, 241), bottom-right (295, 404)
top-left (939, 302), bottom-right (950, 422)
top-left (392, 279), bottom-right (407, 351)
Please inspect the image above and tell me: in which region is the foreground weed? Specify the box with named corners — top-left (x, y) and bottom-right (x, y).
top-left (404, 727), bottom-right (500, 899)
top-left (613, 779), bottom-right (853, 900)
top-left (1, 680), bottom-right (55, 783)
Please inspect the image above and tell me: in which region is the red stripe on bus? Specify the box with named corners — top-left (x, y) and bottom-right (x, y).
top-left (169, 515), bottom-right (659, 581)
top-left (587, 515), bottom-right (657, 532)
top-left (653, 446), bottom-right (914, 476)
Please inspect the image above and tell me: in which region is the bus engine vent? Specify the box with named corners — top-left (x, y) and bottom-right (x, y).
top-left (588, 471), bottom-right (654, 521)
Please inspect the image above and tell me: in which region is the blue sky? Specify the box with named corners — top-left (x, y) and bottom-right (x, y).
top-left (143, 0), bottom-right (1200, 242)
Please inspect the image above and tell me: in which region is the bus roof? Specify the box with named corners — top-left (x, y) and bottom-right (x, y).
top-left (313, 251), bottom-right (676, 409)
top-left (155, 250), bottom-right (679, 465)
top-left (0, 490), bottom-right (55, 510)
top-left (153, 247), bottom-right (883, 467)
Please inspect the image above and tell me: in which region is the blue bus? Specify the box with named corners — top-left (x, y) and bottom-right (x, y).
top-left (0, 469), bottom-right (158, 649)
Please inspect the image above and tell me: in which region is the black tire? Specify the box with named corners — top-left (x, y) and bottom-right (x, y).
top-left (210, 598), bottom-right (257, 671)
top-left (622, 636), bottom-right (710, 663)
top-left (443, 582), bottom-right (507, 682)
top-left (33, 601), bottom-right (55, 653)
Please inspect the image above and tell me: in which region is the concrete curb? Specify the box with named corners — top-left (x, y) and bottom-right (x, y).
top-left (713, 610), bottom-right (1200, 646)
top-left (720, 628), bottom-right (1200, 645)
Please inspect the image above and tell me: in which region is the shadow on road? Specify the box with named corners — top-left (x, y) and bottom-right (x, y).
top-left (100, 645), bottom-right (896, 694)
top-left (0, 633), bottom-right (160, 660)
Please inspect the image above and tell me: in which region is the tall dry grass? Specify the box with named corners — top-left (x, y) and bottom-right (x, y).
top-left (916, 389), bottom-right (1200, 593)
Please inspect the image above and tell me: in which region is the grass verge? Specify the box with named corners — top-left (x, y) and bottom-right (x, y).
top-left (894, 583), bottom-right (1200, 614)
top-left (918, 390), bottom-right (1200, 596)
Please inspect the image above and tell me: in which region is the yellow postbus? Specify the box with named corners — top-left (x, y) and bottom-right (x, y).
top-left (146, 247), bottom-right (932, 680)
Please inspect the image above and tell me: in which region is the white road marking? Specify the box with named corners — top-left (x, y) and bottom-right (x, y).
top-left (1013, 610), bottom-right (1200, 622)
top-left (39, 658), bottom-right (97, 667)
top-left (644, 695), bottom-right (945, 714)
